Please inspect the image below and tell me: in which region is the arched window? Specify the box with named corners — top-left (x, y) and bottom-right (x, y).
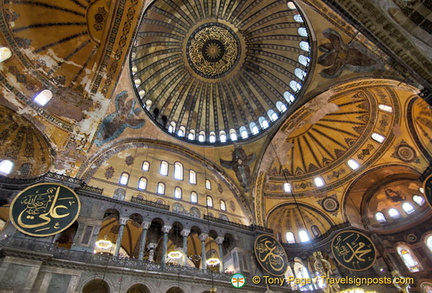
top-left (299, 230), bottom-right (310, 242)
top-left (206, 195), bottom-right (213, 207)
top-left (0, 160), bottom-right (14, 175)
top-left (347, 159), bottom-right (360, 170)
top-left (276, 101), bottom-right (287, 112)
top-left (229, 129), bottom-right (237, 141)
top-left (239, 126), bottom-right (248, 139)
top-left (219, 130), bottom-right (227, 143)
top-left (188, 129), bottom-right (195, 140)
top-left (205, 179), bottom-right (211, 190)
top-left (157, 182), bottom-right (165, 195)
top-left (311, 225), bottom-right (321, 237)
top-left (168, 121), bottom-right (176, 133)
top-left (190, 191), bottom-right (198, 203)
top-left (160, 161), bottom-right (169, 176)
top-left (34, 89), bottom-right (53, 106)
top-left (294, 68), bottom-right (306, 80)
top-left (259, 116), bottom-right (269, 129)
top-left (189, 170), bottom-right (197, 184)
top-left (174, 162), bottom-right (183, 180)
top-left (293, 14), bottom-right (304, 23)
top-left (119, 172), bottom-right (129, 185)
top-left (378, 104), bottom-right (393, 113)
top-left (286, 232), bottom-right (296, 244)
top-left (375, 212), bottom-right (386, 223)
top-left (209, 131), bottom-right (216, 143)
top-left (250, 122), bottom-right (259, 135)
top-left (299, 41), bottom-right (310, 52)
top-left (0, 47), bottom-right (12, 62)
top-left (413, 195), bottom-right (425, 206)
top-left (174, 187), bottom-right (182, 199)
top-left (389, 208), bottom-right (401, 219)
top-left (402, 202), bottom-right (415, 214)
top-left (287, 1), bottom-right (296, 10)
top-left (283, 182), bottom-right (292, 193)
top-left (425, 235), bottom-right (432, 253)
top-left (314, 176), bottom-right (325, 187)
top-left (138, 177), bottom-right (147, 190)
top-left (371, 132), bottom-right (385, 143)
top-left (298, 27), bottom-right (308, 37)
top-left (397, 245), bottom-right (421, 272)
top-left (220, 200), bottom-right (226, 211)
top-left (177, 126), bottom-right (185, 137)
top-left (298, 55), bottom-right (310, 67)
top-left (142, 161), bottom-right (150, 171)
top-left (198, 131), bottom-right (206, 142)
top-left (267, 109), bottom-right (278, 121)
top-left (290, 80), bottom-right (302, 92)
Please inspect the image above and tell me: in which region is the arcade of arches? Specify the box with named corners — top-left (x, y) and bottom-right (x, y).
top-left (0, 0), bottom-right (432, 292)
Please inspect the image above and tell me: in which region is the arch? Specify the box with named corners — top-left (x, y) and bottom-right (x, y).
top-left (160, 160), bottom-right (169, 176)
top-left (190, 191), bottom-right (198, 203)
top-left (56, 221), bottom-right (78, 249)
top-left (138, 177), bottom-right (147, 190)
top-left (142, 161), bottom-right (150, 171)
top-left (119, 172), bottom-right (129, 185)
top-left (82, 279), bottom-right (110, 293)
top-left (126, 283), bottom-right (150, 293)
top-left (206, 195), bottom-right (213, 207)
top-left (166, 287), bottom-right (185, 293)
top-left (190, 207), bottom-right (200, 218)
top-left (397, 243), bottom-right (422, 272)
top-left (174, 162), bottom-right (183, 180)
top-left (174, 186), bottom-right (182, 199)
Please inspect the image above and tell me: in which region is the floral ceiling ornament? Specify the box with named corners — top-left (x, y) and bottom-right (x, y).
top-left (318, 29), bottom-right (378, 78)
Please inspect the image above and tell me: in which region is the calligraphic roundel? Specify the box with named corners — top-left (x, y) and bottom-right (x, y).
top-left (331, 230), bottom-right (376, 271)
top-left (10, 183), bottom-right (81, 237)
top-left (254, 234), bottom-right (288, 276)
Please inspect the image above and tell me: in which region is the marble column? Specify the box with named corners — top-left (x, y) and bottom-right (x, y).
top-left (114, 217), bottom-right (128, 257)
top-left (161, 225), bottom-right (171, 268)
top-left (199, 233), bottom-right (208, 272)
top-left (138, 222), bottom-right (151, 260)
top-left (181, 229), bottom-right (190, 266)
top-left (216, 236), bottom-right (225, 273)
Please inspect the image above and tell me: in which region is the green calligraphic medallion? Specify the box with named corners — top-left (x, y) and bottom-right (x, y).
top-left (10, 183), bottom-right (81, 237)
top-left (331, 230), bottom-right (376, 271)
top-left (254, 234), bottom-right (288, 276)
top-left (423, 174), bottom-right (432, 209)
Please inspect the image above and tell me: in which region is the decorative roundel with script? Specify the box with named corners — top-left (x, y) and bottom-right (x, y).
top-left (10, 183), bottom-right (81, 237)
top-left (254, 234), bottom-right (288, 276)
top-left (331, 230), bottom-right (376, 271)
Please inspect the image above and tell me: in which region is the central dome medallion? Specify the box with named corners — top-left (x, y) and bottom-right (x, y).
top-left (130, 0), bottom-right (312, 145)
top-left (187, 23), bottom-right (240, 78)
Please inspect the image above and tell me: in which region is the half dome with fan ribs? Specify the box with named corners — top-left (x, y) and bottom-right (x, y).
top-left (130, 0), bottom-right (312, 145)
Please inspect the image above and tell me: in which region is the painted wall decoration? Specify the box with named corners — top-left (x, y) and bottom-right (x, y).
top-left (331, 230), bottom-right (376, 271)
top-left (220, 146), bottom-right (255, 191)
top-left (10, 183), bottom-right (81, 237)
top-left (95, 91), bottom-right (145, 146)
top-left (254, 234), bottom-right (288, 276)
top-left (318, 29), bottom-right (379, 78)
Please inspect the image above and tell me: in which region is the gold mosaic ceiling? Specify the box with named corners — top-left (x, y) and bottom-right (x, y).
top-left (130, 0), bottom-right (312, 144)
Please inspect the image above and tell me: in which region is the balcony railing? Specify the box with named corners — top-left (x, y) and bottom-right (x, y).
top-left (0, 236), bottom-right (231, 281)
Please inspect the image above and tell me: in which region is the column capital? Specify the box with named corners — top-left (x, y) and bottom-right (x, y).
top-left (162, 225), bottom-right (172, 233)
top-left (119, 217), bottom-right (128, 225)
top-left (180, 229), bottom-right (191, 237)
top-left (215, 236), bottom-right (224, 244)
top-left (199, 233), bottom-right (208, 241)
top-left (141, 221), bottom-right (151, 229)
top-left (148, 242), bottom-right (158, 249)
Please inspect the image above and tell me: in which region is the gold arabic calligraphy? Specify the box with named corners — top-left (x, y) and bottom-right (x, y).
top-left (11, 184), bottom-right (80, 236)
top-left (333, 231), bottom-right (375, 270)
top-left (256, 238), bottom-right (286, 273)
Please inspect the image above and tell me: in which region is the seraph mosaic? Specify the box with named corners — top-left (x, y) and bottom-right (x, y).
top-left (95, 91), bottom-right (145, 146)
